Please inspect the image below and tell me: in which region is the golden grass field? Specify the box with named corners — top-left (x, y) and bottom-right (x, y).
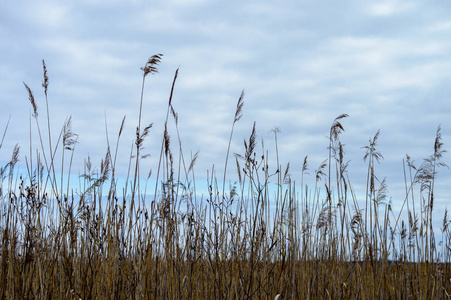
top-left (1, 55), bottom-right (450, 299)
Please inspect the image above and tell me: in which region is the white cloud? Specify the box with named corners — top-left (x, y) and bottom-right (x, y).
top-left (425, 20), bottom-right (451, 33)
top-left (21, 2), bottom-right (73, 29)
top-left (366, 1), bottom-right (416, 16)
top-left (38, 38), bottom-right (135, 86)
top-left (168, 0), bottom-right (210, 4)
top-left (1, 0), bottom-right (451, 234)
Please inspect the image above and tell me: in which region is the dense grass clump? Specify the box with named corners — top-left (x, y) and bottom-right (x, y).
top-left (1, 56), bottom-right (451, 299)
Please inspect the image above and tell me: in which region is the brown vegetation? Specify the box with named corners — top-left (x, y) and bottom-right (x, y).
top-left (1, 55), bottom-right (450, 299)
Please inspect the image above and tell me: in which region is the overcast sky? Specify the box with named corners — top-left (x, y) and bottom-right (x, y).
top-left (1, 1), bottom-right (451, 224)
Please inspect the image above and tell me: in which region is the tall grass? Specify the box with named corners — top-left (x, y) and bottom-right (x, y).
top-left (1, 56), bottom-right (451, 299)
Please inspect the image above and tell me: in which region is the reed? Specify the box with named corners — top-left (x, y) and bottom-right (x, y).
top-left (0, 56), bottom-right (450, 299)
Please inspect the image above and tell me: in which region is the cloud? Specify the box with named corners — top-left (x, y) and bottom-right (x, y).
top-left (31, 2), bottom-right (72, 29)
top-left (366, 1), bottom-right (416, 17)
top-left (426, 20), bottom-right (451, 33)
top-left (1, 0), bottom-right (451, 233)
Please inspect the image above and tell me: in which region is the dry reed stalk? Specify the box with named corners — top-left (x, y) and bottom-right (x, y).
top-left (1, 57), bottom-right (451, 299)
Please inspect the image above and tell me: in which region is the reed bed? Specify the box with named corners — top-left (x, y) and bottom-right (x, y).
top-left (1, 55), bottom-right (451, 299)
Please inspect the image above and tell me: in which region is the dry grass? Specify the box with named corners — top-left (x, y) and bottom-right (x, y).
top-left (1, 56), bottom-right (451, 299)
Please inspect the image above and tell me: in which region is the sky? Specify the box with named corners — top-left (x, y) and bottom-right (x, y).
top-left (1, 0), bottom-right (451, 228)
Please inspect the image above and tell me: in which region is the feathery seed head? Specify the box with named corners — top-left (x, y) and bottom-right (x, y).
top-left (141, 54), bottom-right (163, 78)
top-left (23, 82), bottom-right (38, 118)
